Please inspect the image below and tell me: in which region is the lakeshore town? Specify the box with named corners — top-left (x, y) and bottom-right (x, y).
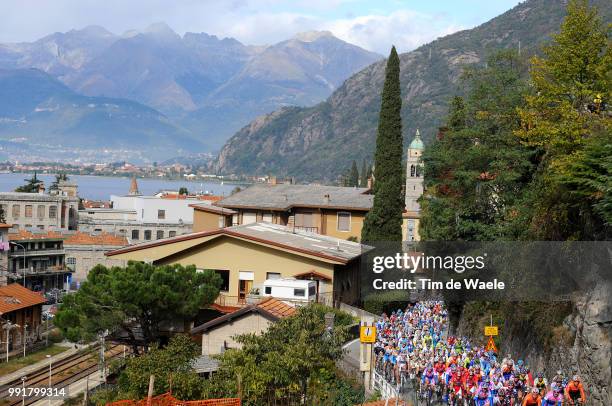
top-left (0, 133), bottom-right (425, 405)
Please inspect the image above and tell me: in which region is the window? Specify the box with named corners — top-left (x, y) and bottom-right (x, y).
top-left (295, 212), bottom-right (313, 227)
top-left (94, 228), bottom-right (102, 232)
top-left (37, 205), bottom-right (45, 218)
top-left (337, 212), bottom-right (351, 232)
top-left (218, 216), bottom-right (225, 228)
top-left (213, 270), bottom-right (230, 291)
top-left (266, 272), bottom-right (281, 280)
top-left (49, 206), bottom-right (57, 218)
top-left (12, 204), bottom-right (19, 217)
top-left (66, 257), bottom-right (76, 265)
top-left (25, 205), bottom-right (32, 217)
top-left (265, 286), bottom-right (272, 295)
top-left (156, 230), bottom-right (164, 239)
top-left (410, 164), bottom-right (416, 177)
top-left (144, 230), bottom-right (152, 240)
top-left (242, 212), bottom-right (256, 224)
top-left (37, 225), bottom-right (44, 230)
top-left (262, 213), bottom-right (273, 223)
top-left (157, 209), bottom-right (165, 220)
top-left (119, 229), bottom-right (127, 235)
top-left (308, 285), bottom-right (316, 297)
top-left (294, 288), bottom-right (305, 297)
top-left (131, 230), bottom-right (140, 240)
top-left (169, 231), bottom-right (176, 237)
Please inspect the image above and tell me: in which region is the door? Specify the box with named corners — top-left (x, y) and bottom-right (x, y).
top-left (238, 279), bottom-right (253, 303)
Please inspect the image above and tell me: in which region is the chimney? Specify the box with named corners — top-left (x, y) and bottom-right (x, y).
top-left (324, 194), bottom-right (330, 204)
top-left (38, 183), bottom-right (46, 194)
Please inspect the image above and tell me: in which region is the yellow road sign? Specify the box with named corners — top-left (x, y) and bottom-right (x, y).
top-left (485, 336), bottom-right (498, 353)
top-left (360, 325), bottom-right (376, 343)
top-left (484, 326), bottom-right (498, 336)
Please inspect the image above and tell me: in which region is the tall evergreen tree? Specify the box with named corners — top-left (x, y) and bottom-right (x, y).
top-left (361, 46), bottom-right (404, 242)
top-left (348, 160), bottom-right (359, 187)
top-left (15, 172), bottom-right (43, 193)
top-left (360, 159), bottom-right (368, 187)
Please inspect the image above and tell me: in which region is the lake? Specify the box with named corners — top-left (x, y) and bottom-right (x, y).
top-left (0, 173), bottom-right (239, 200)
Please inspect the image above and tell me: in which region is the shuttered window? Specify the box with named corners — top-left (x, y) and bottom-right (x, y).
top-left (337, 212), bottom-right (351, 232)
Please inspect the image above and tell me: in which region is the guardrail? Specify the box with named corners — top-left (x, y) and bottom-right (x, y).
top-left (372, 370), bottom-right (401, 401)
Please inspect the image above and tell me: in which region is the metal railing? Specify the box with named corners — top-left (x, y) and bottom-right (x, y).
top-left (292, 226), bottom-right (319, 233)
top-left (372, 370), bottom-right (401, 401)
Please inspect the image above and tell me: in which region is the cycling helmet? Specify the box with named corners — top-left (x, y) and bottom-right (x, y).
top-left (517, 359), bottom-right (524, 366)
top-left (531, 387), bottom-right (539, 394)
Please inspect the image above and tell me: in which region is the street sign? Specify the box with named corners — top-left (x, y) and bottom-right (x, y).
top-left (484, 326), bottom-right (498, 336)
top-left (360, 325), bottom-right (376, 343)
top-left (485, 336), bottom-right (498, 353)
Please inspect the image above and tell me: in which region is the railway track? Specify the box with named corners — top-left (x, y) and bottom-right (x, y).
top-left (0, 344), bottom-right (127, 406)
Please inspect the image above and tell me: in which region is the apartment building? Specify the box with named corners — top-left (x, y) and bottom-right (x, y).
top-left (0, 189), bottom-right (79, 231)
top-left (191, 184), bottom-right (373, 241)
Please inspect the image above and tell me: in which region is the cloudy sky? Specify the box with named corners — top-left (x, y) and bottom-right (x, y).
top-left (1, 0), bottom-right (522, 54)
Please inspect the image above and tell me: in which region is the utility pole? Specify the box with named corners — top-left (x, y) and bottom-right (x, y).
top-left (23, 323), bottom-right (27, 358)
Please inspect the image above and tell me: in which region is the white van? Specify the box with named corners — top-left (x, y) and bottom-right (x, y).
top-left (262, 278), bottom-right (316, 302)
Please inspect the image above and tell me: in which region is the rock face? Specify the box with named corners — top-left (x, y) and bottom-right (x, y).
top-left (456, 282), bottom-right (612, 405)
top-left (212, 0), bottom-right (612, 181)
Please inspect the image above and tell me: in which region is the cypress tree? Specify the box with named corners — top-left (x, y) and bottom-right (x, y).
top-left (361, 46), bottom-right (404, 242)
top-left (349, 160), bottom-right (359, 187)
top-left (360, 159), bottom-right (368, 187)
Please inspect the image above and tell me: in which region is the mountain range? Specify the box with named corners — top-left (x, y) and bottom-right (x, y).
top-left (212, 0), bottom-right (612, 181)
top-left (0, 25), bottom-right (381, 156)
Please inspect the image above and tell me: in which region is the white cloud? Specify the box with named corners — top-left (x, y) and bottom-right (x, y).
top-left (324, 10), bottom-right (465, 54)
top-left (0, 0), bottom-right (465, 55)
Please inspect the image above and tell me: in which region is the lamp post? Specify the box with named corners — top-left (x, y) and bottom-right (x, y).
top-left (3, 321), bottom-right (19, 363)
top-left (46, 354), bottom-right (52, 406)
top-left (23, 323), bottom-right (28, 358)
top-left (21, 376), bottom-right (26, 406)
top-left (10, 242), bottom-right (27, 287)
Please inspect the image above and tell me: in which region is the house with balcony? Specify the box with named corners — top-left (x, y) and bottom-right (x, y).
top-left (190, 184), bottom-right (373, 242)
top-left (7, 229), bottom-right (73, 291)
top-left (106, 222), bottom-right (373, 308)
top-left (0, 283), bottom-right (46, 359)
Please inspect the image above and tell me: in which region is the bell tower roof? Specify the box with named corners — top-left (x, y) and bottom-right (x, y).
top-left (128, 176), bottom-right (141, 196)
top-left (409, 129), bottom-right (424, 150)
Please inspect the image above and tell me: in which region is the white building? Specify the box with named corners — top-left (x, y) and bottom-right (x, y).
top-left (78, 178), bottom-right (210, 243)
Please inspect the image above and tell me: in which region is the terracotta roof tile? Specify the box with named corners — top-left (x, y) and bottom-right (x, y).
top-left (257, 297), bottom-right (296, 318)
top-left (0, 284), bottom-right (45, 314)
top-left (9, 229), bottom-right (64, 241)
top-left (63, 231), bottom-right (127, 246)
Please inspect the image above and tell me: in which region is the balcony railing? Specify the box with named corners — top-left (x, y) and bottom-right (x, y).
top-left (11, 265), bottom-right (72, 275)
top-left (292, 226), bottom-right (319, 233)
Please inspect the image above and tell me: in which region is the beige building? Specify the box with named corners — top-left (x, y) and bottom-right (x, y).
top-left (403, 130), bottom-right (424, 243)
top-left (63, 231), bottom-right (128, 282)
top-left (107, 222), bottom-right (372, 307)
top-left (192, 297), bottom-right (295, 356)
top-left (0, 190), bottom-right (79, 232)
top-left (191, 184), bottom-right (373, 242)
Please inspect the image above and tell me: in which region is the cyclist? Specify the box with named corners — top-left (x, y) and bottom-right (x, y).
top-left (565, 375), bottom-right (586, 405)
top-left (542, 386), bottom-right (563, 406)
top-left (474, 382), bottom-right (494, 406)
top-left (534, 372), bottom-right (548, 396)
top-left (522, 387), bottom-right (541, 406)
